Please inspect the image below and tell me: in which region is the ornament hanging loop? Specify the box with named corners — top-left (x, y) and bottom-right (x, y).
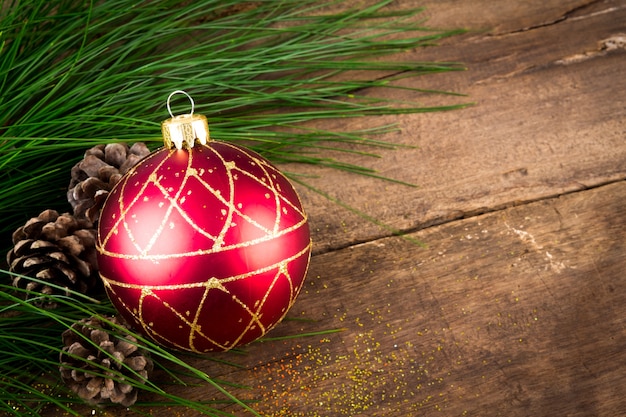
top-left (162, 90), bottom-right (210, 150)
top-left (166, 90), bottom-right (195, 118)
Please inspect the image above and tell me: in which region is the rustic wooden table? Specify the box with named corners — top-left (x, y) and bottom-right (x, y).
top-left (106, 1), bottom-right (626, 416)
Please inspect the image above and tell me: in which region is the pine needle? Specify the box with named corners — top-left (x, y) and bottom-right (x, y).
top-left (0, 0), bottom-right (466, 414)
top-left (0, 0), bottom-right (466, 245)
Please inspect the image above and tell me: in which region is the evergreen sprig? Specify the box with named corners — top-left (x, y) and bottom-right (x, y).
top-left (0, 0), bottom-right (466, 415)
top-left (0, 0), bottom-right (466, 244)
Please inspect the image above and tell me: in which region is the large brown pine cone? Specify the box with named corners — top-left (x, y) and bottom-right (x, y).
top-left (6, 209), bottom-right (100, 308)
top-left (60, 315), bottom-right (154, 407)
top-left (68, 142), bottom-right (150, 222)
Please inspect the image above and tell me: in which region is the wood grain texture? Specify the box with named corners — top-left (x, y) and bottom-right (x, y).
top-left (117, 180), bottom-right (626, 417)
top-left (291, 0), bottom-right (626, 253)
top-left (52, 1), bottom-right (626, 415)
top-left (224, 181), bottom-right (626, 416)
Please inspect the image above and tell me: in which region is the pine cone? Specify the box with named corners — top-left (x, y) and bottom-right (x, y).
top-left (6, 209), bottom-right (100, 308)
top-left (60, 315), bottom-right (154, 407)
top-left (68, 142), bottom-right (150, 222)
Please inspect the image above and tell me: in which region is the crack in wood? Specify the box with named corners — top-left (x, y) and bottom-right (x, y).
top-left (472, 0), bottom-right (625, 81)
top-left (315, 177), bottom-right (626, 257)
top-left (495, 0), bottom-right (608, 35)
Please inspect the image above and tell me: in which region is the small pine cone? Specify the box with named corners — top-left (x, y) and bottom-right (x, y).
top-left (60, 316), bottom-right (154, 407)
top-left (68, 142), bottom-right (150, 222)
top-left (6, 209), bottom-right (100, 308)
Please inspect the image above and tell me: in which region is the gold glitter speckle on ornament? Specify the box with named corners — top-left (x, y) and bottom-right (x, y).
top-left (97, 143), bottom-right (311, 352)
top-left (99, 143), bottom-right (308, 260)
top-left (101, 244), bottom-right (310, 352)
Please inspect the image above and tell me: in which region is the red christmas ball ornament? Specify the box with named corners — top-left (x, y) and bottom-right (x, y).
top-left (96, 91), bottom-right (311, 352)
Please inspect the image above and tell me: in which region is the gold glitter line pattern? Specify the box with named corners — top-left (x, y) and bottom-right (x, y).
top-left (98, 142), bottom-right (310, 352)
top-left (99, 143), bottom-right (307, 258)
top-left (101, 243), bottom-right (311, 352)
top-left (100, 151), bottom-right (174, 251)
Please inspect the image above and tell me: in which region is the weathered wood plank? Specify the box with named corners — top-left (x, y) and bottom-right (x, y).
top-left (43, 1), bottom-right (626, 415)
top-left (135, 179), bottom-right (626, 417)
top-left (419, 0), bottom-right (600, 34)
top-left (291, 0), bottom-right (626, 253)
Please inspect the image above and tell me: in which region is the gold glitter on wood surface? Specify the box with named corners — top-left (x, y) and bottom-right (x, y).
top-left (79, 0), bottom-right (626, 413)
top-left (143, 182), bottom-right (626, 416)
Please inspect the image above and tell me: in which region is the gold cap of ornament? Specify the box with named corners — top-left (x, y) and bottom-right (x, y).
top-left (161, 90), bottom-right (210, 150)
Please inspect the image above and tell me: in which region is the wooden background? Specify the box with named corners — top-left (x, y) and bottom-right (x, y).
top-left (87, 0), bottom-right (626, 416)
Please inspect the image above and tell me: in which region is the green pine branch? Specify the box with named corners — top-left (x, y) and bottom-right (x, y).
top-left (0, 0), bottom-right (467, 243)
top-left (0, 0), bottom-right (467, 415)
